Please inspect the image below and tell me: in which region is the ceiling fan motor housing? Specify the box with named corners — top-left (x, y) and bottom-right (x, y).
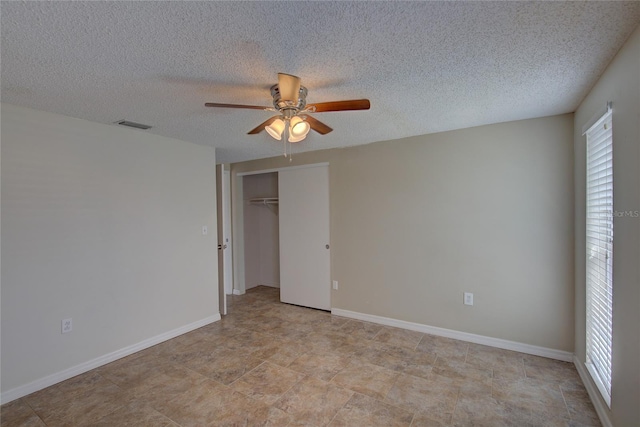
top-left (270, 84), bottom-right (308, 116)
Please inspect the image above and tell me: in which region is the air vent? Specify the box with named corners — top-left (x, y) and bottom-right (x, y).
top-left (116, 120), bottom-right (152, 130)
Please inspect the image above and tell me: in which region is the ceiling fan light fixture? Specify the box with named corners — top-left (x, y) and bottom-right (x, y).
top-left (288, 133), bottom-right (307, 143)
top-left (265, 118), bottom-right (285, 140)
top-left (289, 116), bottom-right (310, 139)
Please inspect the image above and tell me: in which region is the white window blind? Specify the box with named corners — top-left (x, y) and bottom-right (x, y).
top-left (585, 107), bottom-right (613, 407)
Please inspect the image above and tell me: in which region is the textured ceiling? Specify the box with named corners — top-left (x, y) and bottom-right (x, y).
top-left (2, 1), bottom-right (639, 164)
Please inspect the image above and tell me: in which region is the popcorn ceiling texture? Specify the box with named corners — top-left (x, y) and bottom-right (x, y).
top-left (2, 1), bottom-right (639, 163)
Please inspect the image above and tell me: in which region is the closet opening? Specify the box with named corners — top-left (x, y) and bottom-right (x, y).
top-left (242, 172), bottom-right (280, 294)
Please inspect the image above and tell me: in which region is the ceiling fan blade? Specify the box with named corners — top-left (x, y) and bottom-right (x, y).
top-left (278, 73), bottom-right (301, 102)
top-left (247, 116), bottom-right (280, 135)
top-left (307, 99), bottom-right (370, 113)
top-left (205, 102), bottom-right (269, 110)
top-left (304, 115), bottom-right (333, 135)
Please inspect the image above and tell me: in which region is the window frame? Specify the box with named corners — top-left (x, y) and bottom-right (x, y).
top-left (584, 105), bottom-right (614, 408)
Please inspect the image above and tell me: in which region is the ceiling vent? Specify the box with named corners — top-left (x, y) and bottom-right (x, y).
top-left (116, 120), bottom-right (152, 130)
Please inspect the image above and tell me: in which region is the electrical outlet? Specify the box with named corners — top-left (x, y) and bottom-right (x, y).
top-left (463, 292), bottom-right (474, 306)
top-left (62, 318), bottom-right (73, 334)
top-left (332, 280), bottom-right (339, 290)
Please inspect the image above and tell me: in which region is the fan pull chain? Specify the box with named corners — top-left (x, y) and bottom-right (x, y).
top-left (286, 120), bottom-right (293, 162)
top-left (283, 119), bottom-right (288, 158)
top-left (283, 118), bottom-right (293, 161)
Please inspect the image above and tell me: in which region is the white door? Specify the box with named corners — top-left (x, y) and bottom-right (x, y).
top-left (279, 164), bottom-right (330, 310)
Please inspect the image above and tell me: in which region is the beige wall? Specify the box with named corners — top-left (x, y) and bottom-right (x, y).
top-left (232, 113), bottom-right (575, 351)
top-left (1, 104), bottom-right (219, 397)
top-left (573, 25), bottom-right (640, 427)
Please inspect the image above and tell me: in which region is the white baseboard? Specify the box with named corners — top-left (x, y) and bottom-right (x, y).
top-left (258, 283), bottom-right (280, 288)
top-left (331, 308), bottom-right (573, 362)
top-left (1, 314), bottom-right (221, 405)
top-left (573, 355), bottom-right (613, 427)
top-left (232, 289), bottom-right (243, 295)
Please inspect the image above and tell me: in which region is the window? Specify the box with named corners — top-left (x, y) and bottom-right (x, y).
top-left (585, 105), bottom-right (613, 407)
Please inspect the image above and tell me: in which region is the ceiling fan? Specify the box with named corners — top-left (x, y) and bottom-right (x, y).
top-left (205, 73), bottom-right (370, 147)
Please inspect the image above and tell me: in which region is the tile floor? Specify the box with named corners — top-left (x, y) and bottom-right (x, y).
top-left (1, 286), bottom-right (601, 426)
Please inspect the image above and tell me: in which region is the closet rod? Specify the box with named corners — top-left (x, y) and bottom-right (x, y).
top-left (249, 197), bottom-right (279, 206)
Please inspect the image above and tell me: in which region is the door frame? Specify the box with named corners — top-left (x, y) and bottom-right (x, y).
top-left (216, 165), bottom-right (227, 316)
top-left (216, 165), bottom-right (234, 316)
top-left (222, 169), bottom-right (233, 296)
top-left (233, 162), bottom-right (330, 297)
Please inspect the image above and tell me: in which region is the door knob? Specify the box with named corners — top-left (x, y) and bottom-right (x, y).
top-left (326, 244), bottom-right (330, 249)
